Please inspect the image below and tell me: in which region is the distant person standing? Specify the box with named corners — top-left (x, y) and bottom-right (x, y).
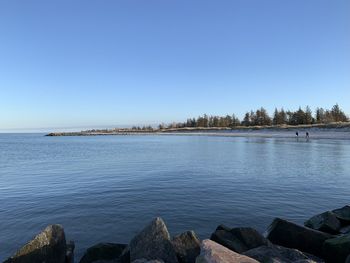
top-left (296, 131), bottom-right (299, 137)
top-left (306, 132), bottom-right (309, 138)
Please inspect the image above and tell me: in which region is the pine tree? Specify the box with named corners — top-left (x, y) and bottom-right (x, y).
top-left (273, 108), bottom-right (279, 125)
top-left (243, 112), bottom-right (251, 126)
top-left (305, 106), bottom-right (313, 124)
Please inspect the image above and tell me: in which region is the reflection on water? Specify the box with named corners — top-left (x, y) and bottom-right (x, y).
top-left (0, 133), bottom-right (349, 260)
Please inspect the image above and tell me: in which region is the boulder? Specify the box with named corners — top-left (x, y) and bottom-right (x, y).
top-left (172, 231), bottom-right (201, 263)
top-left (129, 217), bottom-right (178, 263)
top-left (333, 205), bottom-right (350, 223)
top-left (243, 245), bottom-right (323, 263)
top-left (79, 243), bottom-right (127, 263)
top-left (4, 224), bottom-right (67, 263)
top-left (266, 218), bottom-right (333, 258)
top-left (230, 227), bottom-right (268, 250)
top-left (211, 229), bottom-right (246, 253)
top-left (195, 239), bottom-right (259, 263)
top-left (323, 234), bottom-right (350, 263)
top-left (210, 227), bottom-right (267, 253)
top-left (304, 211), bottom-right (341, 234)
top-left (215, 225), bottom-right (231, 231)
top-left (119, 248), bottom-right (131, 263)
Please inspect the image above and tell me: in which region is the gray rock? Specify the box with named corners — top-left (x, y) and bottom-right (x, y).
top-left (129, 217), bottom-right (178, 263)
top-left (323, 234), bottom-right (350, 263)
top-left (304, 211), bottom-right (341, 234)
top-left (4, 224), bottom-right (67, 263)
top-left (333, 205), bottom-right (350, 223)
top-left (172, 231), bottom-right (201, 263)
top-left (266, 218), bottom-right (333, 258)
top-left (79, 243), bottom-right (127, 263)
top-left (195, 239), bottom-right (259, 263)
top-left (243, 245), bottom-right (323, 263)
top-left (210, 227), bottom-right (267, 253)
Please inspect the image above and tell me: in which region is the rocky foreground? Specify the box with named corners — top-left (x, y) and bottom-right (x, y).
top-left (4, 205), bottom-right (350, 263)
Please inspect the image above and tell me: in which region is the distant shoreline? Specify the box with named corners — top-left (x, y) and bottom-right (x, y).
top-left (46, 122), bottom-right (350, 139)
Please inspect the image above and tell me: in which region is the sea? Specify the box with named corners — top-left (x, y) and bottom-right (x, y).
top-left (0, 132), bottom-right (349, 260)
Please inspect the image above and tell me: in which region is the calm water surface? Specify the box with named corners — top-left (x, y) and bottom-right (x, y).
top-left (0, 133), bottom-right (350, 260)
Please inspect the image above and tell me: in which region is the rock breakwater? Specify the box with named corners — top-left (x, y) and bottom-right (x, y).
top-left (4, 205), bottom-right (350, 263)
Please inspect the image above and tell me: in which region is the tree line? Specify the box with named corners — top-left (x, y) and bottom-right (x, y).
top-left (158, 104), bottom-right (348, 129)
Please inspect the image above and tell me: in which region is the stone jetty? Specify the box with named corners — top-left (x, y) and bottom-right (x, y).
top-left (3, 205), bottom-right (350, 263)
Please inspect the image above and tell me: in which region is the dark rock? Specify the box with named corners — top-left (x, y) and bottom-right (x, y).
top-left (66, 241), bottom-right (75, 263)
top-left (333, 205), bottom-right (350, 223)
top-left (215, 225), bottom-right (231, 231)
top-left (79, 243), bottom-right (127, 263)
top-left (4, 224), bottom-right (67, 263)
top-left (210, 229), bottom-right (247, 253)
top-left (346, 254), bottom-right (350, 263)
top-left (323, 234), bottom-right (350, 263)
top-left (266, 218), bottom-right (333, 258)
top-left (129, 217), bottom-right (178, 263)
top-left (243, 245), bottom-right (323, 263)
top-left (119, 247), bottom-right (131, 263)
top-left (304, 211), bottom-right (341, 234)
top-left (172, 231), bottom-right (200, 263)
top-left (230, 227), bottom-right (268, 250)
top-left (210, 227), bottom-right (267, 253)
top-left (195, 239), bottom-right (259, 263)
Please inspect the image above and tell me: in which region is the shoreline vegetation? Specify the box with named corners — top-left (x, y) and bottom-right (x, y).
top-left (47, 104), bottom-right (349, 137)
top-left (4, 205), bottom-right (350, 263)
top-left (46, 122), bottom-right (350, 137)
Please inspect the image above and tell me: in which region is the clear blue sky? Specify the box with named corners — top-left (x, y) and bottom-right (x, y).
top-left (0, 0), bottom-right (349, 130)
